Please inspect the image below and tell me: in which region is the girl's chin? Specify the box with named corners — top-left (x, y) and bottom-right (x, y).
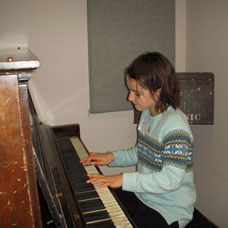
top-left (134, 105), bottom-right (142, 111)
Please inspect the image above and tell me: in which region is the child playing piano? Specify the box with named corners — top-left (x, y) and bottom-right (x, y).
top-left (80, 52), bottom-right (196, 228)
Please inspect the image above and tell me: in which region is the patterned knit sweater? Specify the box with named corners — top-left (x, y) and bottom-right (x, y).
top-left (109, 106), bottom-right (196, 228)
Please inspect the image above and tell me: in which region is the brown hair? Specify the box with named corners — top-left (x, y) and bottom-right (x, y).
top-left (125, 52), bottom-right (180, 113)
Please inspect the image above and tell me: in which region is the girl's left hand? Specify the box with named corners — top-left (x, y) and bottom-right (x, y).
top-left (86, 173), bottom-right (123, 188)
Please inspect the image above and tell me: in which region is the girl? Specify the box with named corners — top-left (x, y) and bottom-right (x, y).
top-left (81, 52), bottom-right (196, 228)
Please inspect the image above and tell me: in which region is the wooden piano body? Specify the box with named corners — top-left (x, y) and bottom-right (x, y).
top-left (0, 49), bottom-right (42, 227)
top-left (0, 48), bottom-right (135, 227)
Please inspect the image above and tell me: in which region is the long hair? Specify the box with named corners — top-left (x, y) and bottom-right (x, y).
top-left (125, 52), bottom-right (180, 113)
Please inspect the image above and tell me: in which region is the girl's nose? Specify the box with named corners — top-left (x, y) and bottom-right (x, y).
top-left (128, 91), bottom-right (134, 102)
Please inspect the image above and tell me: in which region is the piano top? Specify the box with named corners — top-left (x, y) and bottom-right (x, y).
top-left (0, 47), bottom-right (40, 71)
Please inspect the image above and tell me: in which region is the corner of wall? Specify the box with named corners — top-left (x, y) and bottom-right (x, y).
top-left (175, 0), bottom-right (187, 72)
top-left (28, 80), bottom-right (55, 125)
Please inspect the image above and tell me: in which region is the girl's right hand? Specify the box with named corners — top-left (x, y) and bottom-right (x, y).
top-left (80, 152), bottom-right (114, 166)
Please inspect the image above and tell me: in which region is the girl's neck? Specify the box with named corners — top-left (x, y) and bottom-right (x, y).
top-left (150, 105), bottom-right (169, 116)
top-left (149, 108), bottom-right (159, 116)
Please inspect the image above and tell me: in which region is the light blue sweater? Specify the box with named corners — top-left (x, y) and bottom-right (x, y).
top-left (109, 106), bottom-right (196, 228)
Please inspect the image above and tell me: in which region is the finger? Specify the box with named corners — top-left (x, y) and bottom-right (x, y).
top-left (86, 179), bottom-right (93, 184)
top-left (87, 177), bottom-right (102, 184)
top-left (86, 154), bottom-right (100, 165)
top-left (79, 156), bottom-right (88, 163)
top-left (80, 153), bottom-right (97, 163)
top-left (90, 179), bottom-right (102, 185)
top-left (87, 174), bottom-right (103, 178)
top-left (80, 156), bottom-right (90, 163)
top-left (81, 156), bottom-right (94, 165)
top-left (87, 174), bottom-right (105, 183)
top-left (89, 152), bottom-right (96, 156)
top-left (99, 183), bottom-right (109, 188)
top-left (90, 161), bottom-right (103, 166)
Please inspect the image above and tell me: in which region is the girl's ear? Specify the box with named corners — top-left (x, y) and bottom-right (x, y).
top-left (155, 88), bottom-right (162, 97)
top-left (153, 88), bottom-right (161, 103)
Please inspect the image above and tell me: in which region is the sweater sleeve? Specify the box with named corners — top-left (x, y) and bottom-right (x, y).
top-left (122, 165), bottom-right (185, 193)
top-left (108, 147), bottom-right (138, 167)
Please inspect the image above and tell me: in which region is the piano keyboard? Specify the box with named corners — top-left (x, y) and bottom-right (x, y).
top-left (56, 137), bottom-right (133, 228)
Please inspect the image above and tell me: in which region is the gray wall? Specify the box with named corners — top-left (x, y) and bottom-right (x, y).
top-left (186, 1), bottom-right (228, 227)
top-left (88, 0), bottom-right (175, 113)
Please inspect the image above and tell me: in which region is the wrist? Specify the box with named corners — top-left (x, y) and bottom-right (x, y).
top-left (106, 151), bottom-right (114, 163)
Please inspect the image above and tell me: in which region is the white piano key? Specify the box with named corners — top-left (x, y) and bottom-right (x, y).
top-left (70, 137), bottom-right (88, 159)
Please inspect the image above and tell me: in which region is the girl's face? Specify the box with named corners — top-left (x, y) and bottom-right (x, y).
top-left (126, 75), bottom-right (160, 116)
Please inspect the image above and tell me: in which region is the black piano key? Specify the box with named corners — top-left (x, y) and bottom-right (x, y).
top-left (87, 220), bottom-right (116, 228)
top-left (72, 183), bottom-right (95, 193)
top-left (67, 168), bottom-right (87, 177)
top-left (76, 191), bottom-right (99, 201)
top-left (68, 171), bottom-right (87, 177)
top-left (79, 198), bottom-right (105, 213)
top-left (62, 158), bottom-right (79, 164)
top-left (57, 141), bottom-right (80, 159)
top-left (84, 210), bottom-right (110, 223)
top-left (63, 158), bottom-right (80, 165)
top-left (69, 175), bottom-right (88, 183)
top-left (71, 180), bottom-right (90, 188)
top-left (67, 165), bottom-right (87, 172)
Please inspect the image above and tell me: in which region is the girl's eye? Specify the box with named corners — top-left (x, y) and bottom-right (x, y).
top-left (135, 92), bottom-right (141, 97)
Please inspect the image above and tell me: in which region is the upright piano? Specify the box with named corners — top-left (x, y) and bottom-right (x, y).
top-left (0, 48), bottom-right (135, 227)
